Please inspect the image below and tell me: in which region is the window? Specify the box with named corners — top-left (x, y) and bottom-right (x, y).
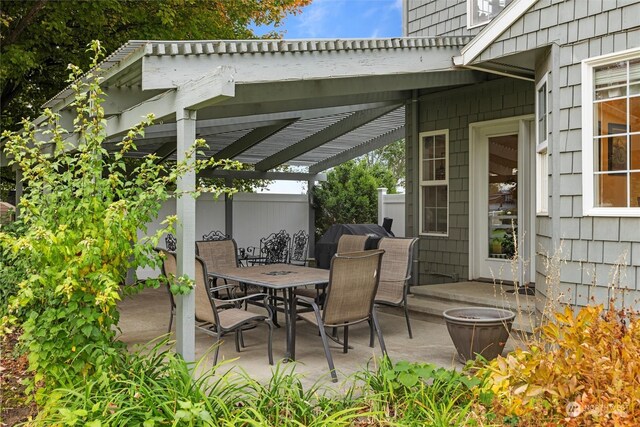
top-left (582, 48), bottom-right (640, 216)
top-left (468, 0), bottom-right (513, 28)
top-left (419, 130), bottom-right (449, 235)
top-left (536, 74), bottom-right (549, 215)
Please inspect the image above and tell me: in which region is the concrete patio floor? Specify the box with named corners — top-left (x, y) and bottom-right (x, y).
top-left (117, 286), bottom-right (521, 386)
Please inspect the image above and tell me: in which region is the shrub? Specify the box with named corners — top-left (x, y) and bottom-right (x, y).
top-left (476, 304), bottom-right (640, 426)
top-left (0, 218), bottom-right (28, 320)
top-left (357, 356), bottom-right (484, 426)
top-left (0, 41), bottom-right (240, 397)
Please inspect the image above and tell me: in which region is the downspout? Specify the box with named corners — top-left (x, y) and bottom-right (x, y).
top-left (410, 90), bottom-right (420, 286)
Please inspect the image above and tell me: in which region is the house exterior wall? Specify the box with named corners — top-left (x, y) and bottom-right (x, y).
top-left (406, 0), bottom-right (640, 307)
top-left (473, 0), bottom-right (640, 307)
top-left (406, 78), bottom-right (535, 283)
top-left (406, 0), bottom-right (483, 37)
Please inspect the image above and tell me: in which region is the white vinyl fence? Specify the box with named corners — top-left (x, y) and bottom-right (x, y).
top-left (137, 192), bottom-right (308, 279)
top-left (377, 188), bottom-right (405, 237)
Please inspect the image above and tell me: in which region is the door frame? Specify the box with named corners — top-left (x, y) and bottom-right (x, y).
top-left (468, 115), bottom-right (535, 285)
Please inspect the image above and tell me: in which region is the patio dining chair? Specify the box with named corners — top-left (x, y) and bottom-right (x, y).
top-left (371, 237), bottom-right (418, 343)
top-left (165, 233), bottom-right (177, 252)
top-left (194, 256), bottom-right (274, 365)
top-left (289, 230), bottom-right (309, 266)
top-left (304, 229), bottom-right (366, 330)
top-left (291, 249), bottom-right (387, 382)
top-left (260, 230), bottom-right (291, 264)
top-left (336, 234), bottom-right (369, 253)
top-left (202, 230), bottom-right (230, 241)
top-left (156, 247), bottom-right (177, 333)
top-left (295, 234), bottom-right (369, 303)
top-left (196, 239), bottom-right (240, 289)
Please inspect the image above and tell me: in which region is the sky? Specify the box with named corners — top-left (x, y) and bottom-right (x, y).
top-left (255, 0), bottom-right (403, 193)
top-left (254, 0), bottom-right (403, 39)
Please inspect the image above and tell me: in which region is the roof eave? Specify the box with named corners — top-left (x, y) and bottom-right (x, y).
top-left (453, 0), bottom-right (538, 66)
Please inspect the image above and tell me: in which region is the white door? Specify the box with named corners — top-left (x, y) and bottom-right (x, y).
top-left (470, 118), bottom-right (534, 284)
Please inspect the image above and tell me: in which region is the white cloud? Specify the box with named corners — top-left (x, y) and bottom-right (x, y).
top-left (290, 0), bottom-right (332, 38)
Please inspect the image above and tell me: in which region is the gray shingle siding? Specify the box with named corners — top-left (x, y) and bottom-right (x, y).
top-left (406, 0), bottom-right (640, 306)
top-left (407, 0), bottom-right (482, 37)
top-left (406, 78), bottom-right (534, 283)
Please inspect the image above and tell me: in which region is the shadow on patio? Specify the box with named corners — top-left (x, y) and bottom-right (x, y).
top-left (117, 286), bottom-right (520, 386)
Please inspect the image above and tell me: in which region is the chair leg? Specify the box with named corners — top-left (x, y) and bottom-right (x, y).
top-left (404, 304), bottom-right (413, 339)
top-left (266, 320), bottom-right (274, 365)
top-left (235, 330), bottom-right (241, 353)
top-left (343, 326), bottom-right (349, 353)
top-left (318, 325), bottom-right (337, 383)
top-left (291, 299), bottom-right (297, 360)
top-left (213, 336), bottom-right (222, 365)
top-left (372, 308), bottom-right (387, 356)
top-left (368, 319), bottom-right (374, 348)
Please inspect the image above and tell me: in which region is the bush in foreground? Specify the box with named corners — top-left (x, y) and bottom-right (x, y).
top-left (476, 304), bottom-right (640, 426)
top-left (32, 342), bottom-right (482, 427)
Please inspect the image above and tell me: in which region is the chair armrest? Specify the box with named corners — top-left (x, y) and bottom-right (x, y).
top-left (209, 284), bottom-right (237, 293)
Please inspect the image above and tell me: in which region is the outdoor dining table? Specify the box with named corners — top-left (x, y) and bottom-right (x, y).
top-left (208, 264), bottom-right (330, 360)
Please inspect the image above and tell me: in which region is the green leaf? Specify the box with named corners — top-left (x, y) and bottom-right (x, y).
top-left (397, 372), bottom-right (419, 388)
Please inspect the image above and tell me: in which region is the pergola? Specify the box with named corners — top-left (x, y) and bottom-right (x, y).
top-left (26, 36), bottom-right (486, 359)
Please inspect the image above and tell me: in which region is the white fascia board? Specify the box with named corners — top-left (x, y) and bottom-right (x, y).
top-left (141, 44), bottom-right (460, 91)
top-left (106, 66), bottom-right (235, 137)
top-left (453, 0), bottom-right (537, 66)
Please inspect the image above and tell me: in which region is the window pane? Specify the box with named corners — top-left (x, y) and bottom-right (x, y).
top-left (470, 0), bottom-right (513, 26)
top-left (609, 135), bottom-right (628, 171)
top-left (437, 185), bottom-right (448, 205)
top-left (434, 134), bottom-right (446, 158)
top-left (631, 95), bottom-right (640, 133)
top-left (595, 173), bottom-right (628, 207)
top-left (423, 136), bottom-right (434, 158)
top-left (423, 159), bottom-right (433, 181)
top-left (632, 134), bottom-right (640, 170)
top-left (423, 207), bottom-right (435, 233)
top-left (595, 61), bottom-right (628, 100)
top-left (594, 98), bottom-right (628, 136)
top-left (631, 172), bottom-right (640, 207)
top-left (434, 159), bottom-right (446, 180)
top-left (422, 186), bottom-right (447, 234)
top-left (436, 208), bottom-right (447, 232)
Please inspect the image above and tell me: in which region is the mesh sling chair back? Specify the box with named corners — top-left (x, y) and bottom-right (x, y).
top-left (292, 249), bottom-right (387, 382)
top-left (295, 234), bottom-right (369, 302)
top-left (155, 247), bottom-right (177, 333)
top-left (373, 237), bottom-right (418, 342)
top-left (194, 256), bottom-right (274, 365)
top-left (336, 234), bottom-right (369, 253)
top-left (195, 239), bottom-right (240, 290)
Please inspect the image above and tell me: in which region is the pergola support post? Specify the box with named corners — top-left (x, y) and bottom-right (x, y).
top-left (225, 177), bottom-right (233, 237)
top-left (175, 109), bottom-right (197, 361)
top-left (307, 180), bottom-right (315, 259)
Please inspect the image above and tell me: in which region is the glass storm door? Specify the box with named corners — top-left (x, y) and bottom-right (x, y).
top-left (471, 119), bottom-right (534, 284)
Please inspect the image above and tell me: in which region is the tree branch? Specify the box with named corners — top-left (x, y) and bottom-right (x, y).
top-left (3, 0), bottom-right (48, 46)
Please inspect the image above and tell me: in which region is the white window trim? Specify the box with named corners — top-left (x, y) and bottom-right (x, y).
top-left (581, 47), bottom-right (640, 217)
top-left (535, 73), bottom-right (549, 215)
top-left (419, 129), bottom-right (449, 236)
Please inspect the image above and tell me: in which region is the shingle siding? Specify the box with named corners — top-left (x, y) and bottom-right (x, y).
top-left (406, 0), bottom-right (482, 37)
top-left (406, 0), bottom-right (640, 306)
top-left (406, 78), bottom-right (534, 283)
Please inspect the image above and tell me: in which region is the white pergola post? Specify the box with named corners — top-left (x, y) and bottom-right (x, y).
top-left (377, 187), bottom-right (387, 224)
top-left (175, 108), bottom-right (197, 361)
